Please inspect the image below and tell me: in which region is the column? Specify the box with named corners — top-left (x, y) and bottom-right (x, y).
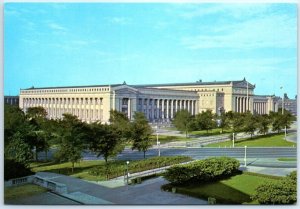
top-left (166, 99), bottom-right (169, 119)
top-left (156, 99), bottom-right (160, 119)
top-left (179, 100), bottom-right (182, 110)
top-left (151, 99), bottom-right (155, 121)
top-left (146, 98), bottom-right (149, 119)
top-left (191, 100), bottom-right (194, 115)
top-left (170, 100), bottom-right (174, 118)
top-left (161, 99), bottom-right (165, 119)
top-left (128, 98), bottom-right (131, 120)
top-left (175, 100), bottom-right (178, 113)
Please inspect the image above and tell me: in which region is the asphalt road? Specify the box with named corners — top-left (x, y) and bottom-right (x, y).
top-left (81, 147), bottom-right (297, 166)
top-left (39, 145), bottom-right (296, 168)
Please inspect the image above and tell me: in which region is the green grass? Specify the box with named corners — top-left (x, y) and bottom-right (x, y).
top-left (173, 172), bottom-right (282, 204)
top-left (277, 158), bottom-right (297, 161)
top-left (150, 135), bottom-right (190, 144)
top-left (205, 133), bottom-right (296, 147)
top-left (4, 184), bottom-right (47, 200)
top-left (189, 128), bottom-right (231, 137)
top-left (31, 156), bottom-right (192, 181)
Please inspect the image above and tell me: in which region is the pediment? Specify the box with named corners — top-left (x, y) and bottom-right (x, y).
top-left (234, 81), bottom-right (255, 89)
top-left (112, 85), bottom-right (139, 94)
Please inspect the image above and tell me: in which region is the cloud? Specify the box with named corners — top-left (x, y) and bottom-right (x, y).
top-left (178, 4), bottom-right (270, 20)
top-left (107, 17), bottom-right (131, 25)
top-left (48, 23), bottom-right (68, 32)
top-left (180, 13), bottom-right (296, 50)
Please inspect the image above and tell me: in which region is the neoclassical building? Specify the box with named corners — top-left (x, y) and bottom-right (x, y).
top-left (19, 79), bottom-right (280, 123)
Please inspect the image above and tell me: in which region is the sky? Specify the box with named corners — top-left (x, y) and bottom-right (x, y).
top-left (4, 2), bottom-right (298, 97)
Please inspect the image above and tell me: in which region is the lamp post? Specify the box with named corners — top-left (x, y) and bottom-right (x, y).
top-left (285, 126), bottom-right (287, 140)
top-left (156, 126), bottom-right (159, 146)
top-left (232, 133), bottom-right (235, 148)
top-left (126, 161), bottom-right (129, 187)
top-left (280, 87), bottom-right (287, 140)
top-left (158, 141), bottom-right (160, 156)
top-left (244, 146), bottom-right (247, 167)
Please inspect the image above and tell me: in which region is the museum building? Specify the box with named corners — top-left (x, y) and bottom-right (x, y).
top-left (19, 78), bottom-right (280, 123)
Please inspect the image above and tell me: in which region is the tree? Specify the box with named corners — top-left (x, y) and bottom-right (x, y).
top-left (242, 111), bottom-right (258, 138)
top-left (130, 112), bottom-right (153, 158)
top-left (5, 132), bottom-right (34, 166)
top-left (25, 106), bottom-right (50, 161)
top-left (195, 110), bottom-right (216, 133)
top-left (269, 110), bottom-right (295, 134)
top-left (227, 112), bottom-right (244, 133)
top-left (257, 114), bottom-right (271, 135)
top-left (88, 122), bottom-right (124, 164)
top-left (109, 110), bottom-right (131, 139)
top-left (26, 106), bottom-right (48, 120)
top-left (218, 112), bottom-right (230, 133)
top-left (4, 104), bottom-right (26, 144)
top-left (55, 114), bottom-right (86, 172)
top-left (172, 109), bottom-right (195, 138)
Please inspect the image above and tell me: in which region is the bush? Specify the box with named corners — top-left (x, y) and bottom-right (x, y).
top-left (251, 171), bottom-right (297, 204)
top-left (163, 157), bottom-right (240, 184)
top-left (4, 159), bottom-right (35, 181)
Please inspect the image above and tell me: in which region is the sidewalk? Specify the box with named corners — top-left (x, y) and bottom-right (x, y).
top-left (35, 171), bottom-right (207, 205)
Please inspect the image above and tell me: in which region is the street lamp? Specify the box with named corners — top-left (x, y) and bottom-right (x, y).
top-left (280, 87), bottom-right (287, 140)
top-left (158, 141), bottom-right (161, 156)
top-left (156, 126), bottom-right (159, 146)
top-left (126, 161), bottom-right (129, 187)
top-left (244, 146), bottom-right (247, 167)
top-left (285, 126), bottom-right (287, 140)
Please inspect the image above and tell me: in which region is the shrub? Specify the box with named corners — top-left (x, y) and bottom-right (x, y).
top-left (251, 171), bottom-right (297, 204)
top-left (163, 157), bottom-right (240, 184)
top-left (4, 159), bottom-right (35, 181)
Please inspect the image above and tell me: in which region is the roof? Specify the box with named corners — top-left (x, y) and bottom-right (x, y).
top-left (132, 79), bottom-right (249, 88)
top-left (21, 78), bottom-right (253, 90)
top-left (23, 84), bottom-right (123, 90)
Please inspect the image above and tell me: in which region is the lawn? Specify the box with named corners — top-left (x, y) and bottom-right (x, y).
top-left (205, 133), bottom-right (296, 147)
top-left (31, 156), bottom-right (192, 181)
top-left (173, 172), bottom-right (282, 204)
top-left (4, 184), bottom-right (47, 201)
top-left (189, 128), bottom-right (231, 137)
top-left (150, 135), bottom-right (190, 144)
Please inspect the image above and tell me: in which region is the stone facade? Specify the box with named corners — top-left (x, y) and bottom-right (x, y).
top-left (19, 79), bottom-right (280, 123)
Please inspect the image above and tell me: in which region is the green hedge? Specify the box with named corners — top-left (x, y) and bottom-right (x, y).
top-left (89, 156), bottom-right (192, 179)
top-left (251, 171), bottom-right (297, 204)
top-left (163, 157), bottom-right (240, 184)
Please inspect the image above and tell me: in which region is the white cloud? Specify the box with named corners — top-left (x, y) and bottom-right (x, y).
top-left (48, 23), bottom-right (68, 32)
top-left (107, 17), bottom-right (131, 25)
top-left (178, 4), bottom-right (270, 20)
top-left (181, 13), bottom-right (296, 49)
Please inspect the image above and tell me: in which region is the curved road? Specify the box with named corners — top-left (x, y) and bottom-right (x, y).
top-left (81, 147), bottom-right (297, 167)
top-left (40, 147), bottom-right (296, 168)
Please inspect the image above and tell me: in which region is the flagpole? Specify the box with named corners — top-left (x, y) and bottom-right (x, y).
top-left (246, 80), bottom-right (249, 111)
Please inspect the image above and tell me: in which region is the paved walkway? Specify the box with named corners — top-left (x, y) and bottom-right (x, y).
top-left (35, 172), bottom-right (207, 205)
top-left (30, 158), bottom-right (296, 205)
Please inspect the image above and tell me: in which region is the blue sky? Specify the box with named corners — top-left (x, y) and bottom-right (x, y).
top-left (4, 3), bottom-right (297, 97)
